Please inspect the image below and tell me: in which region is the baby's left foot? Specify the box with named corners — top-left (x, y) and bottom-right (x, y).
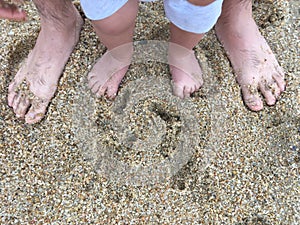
top-left (216, 16), bottom-right (286, 111)
top-left (168, 45), bottom-right (203, 99)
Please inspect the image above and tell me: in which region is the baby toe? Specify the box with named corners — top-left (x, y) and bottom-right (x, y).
top-left (183, 86), bottom-right (192, 98)
top-left (106, 86), bottom-right (119, 100)
top-left (89, 80), bottom-right (101, 94)
top-left (172, 83), bottom-right (185, 99)
top-left (96, 85), bottom-right (108, 98)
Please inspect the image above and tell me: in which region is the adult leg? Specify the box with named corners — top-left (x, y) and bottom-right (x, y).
top-left (8, 0), bottom-right (83, 123)
top-left (215, 0), bottom-right (285, 111)
top-left (84, 0), bottom-right (139, 99)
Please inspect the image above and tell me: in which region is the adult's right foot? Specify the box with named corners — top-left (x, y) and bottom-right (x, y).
top-left (8, 4), bottom-right (83, 124)
top-left (215, 0), bottom-right (285, 111)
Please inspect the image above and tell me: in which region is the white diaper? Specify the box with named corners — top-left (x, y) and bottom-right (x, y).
top-left (80, 0), bottom-right (223, 33)
top-left (164, 0), bottom-right (223, 33)
top-left (80, 0), bottom-right (128, 21)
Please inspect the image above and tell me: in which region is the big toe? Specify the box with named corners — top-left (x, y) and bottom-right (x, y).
top-left (241, 85), bottom-right (264, 111)
top-left (106, 85), bottom-right (119, 100)
top-left (173, 82), bottom-right (200, 99)
top-left (105, 69), bottom-right (127, 99)
top-left (172, 83), bottom-right (185, 99)
top-left (88, 78), bottom-right (101, 94)
top-left (25, 98), bottom-right (49, 124)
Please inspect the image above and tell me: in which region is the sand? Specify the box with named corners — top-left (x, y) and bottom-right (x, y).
top-left (0, 0), bottom-right (299, 224)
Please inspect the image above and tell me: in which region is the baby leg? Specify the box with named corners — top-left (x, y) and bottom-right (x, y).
top-left (215, 0), bottom-right (286, 111)
top-left (165, 0), bottom-right (223, 98)
top-left (81, 0), bottom-right (138, 99)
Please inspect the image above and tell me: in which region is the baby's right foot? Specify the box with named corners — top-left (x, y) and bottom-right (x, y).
top-left (88, 44), bottom-right (132, 99)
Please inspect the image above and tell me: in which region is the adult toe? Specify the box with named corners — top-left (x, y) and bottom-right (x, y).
top-left (25, 98), bottom-right (49, 124)
top-left (15, 94), bottom-right (31, 118)
top-left (241, 84), bottom-right (264, 111)
top-left (7, 91), bottom-right (17, 107)
top-left (259, 82), bottom-right (277, 106)
top-left (8, 80), bottom-right (19, 107)
top-left (273, 74), bottom-right (286, 92)
top-left (12, 93), bottom-right (22, 114)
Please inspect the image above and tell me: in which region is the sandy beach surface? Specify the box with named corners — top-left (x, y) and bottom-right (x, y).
top-left (0, 0), bottom-right (299, 224)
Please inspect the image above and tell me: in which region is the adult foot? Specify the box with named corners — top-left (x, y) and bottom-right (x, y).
top-left (88, 44), bottom-right (132, 99)
top-left (215, 12), bottom-right (285, 111)
top-left (8, 6), bottom-right (83, 123)
top-left (168, 43), bottom-right (203, 99)
top-left (0, 0), bottom-right (26, 20)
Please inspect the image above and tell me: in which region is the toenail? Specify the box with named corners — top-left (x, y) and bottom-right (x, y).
top-left (268, 98), bottom-right (276, 104)
top-left (26, 113), bottom-right (35, 119)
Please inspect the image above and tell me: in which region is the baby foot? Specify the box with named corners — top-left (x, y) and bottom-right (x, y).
top-left (216, 18), bottom-right (285, 111)
top-left (8, 10), bottom-right (83, 124)
top-left (168, 43), bottom-right (203, 99)
top-left (88, 44), bottom-right (132, 99)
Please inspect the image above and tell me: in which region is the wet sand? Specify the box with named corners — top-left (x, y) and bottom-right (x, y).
top-left (0, 0), bottom-right (299, 224)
